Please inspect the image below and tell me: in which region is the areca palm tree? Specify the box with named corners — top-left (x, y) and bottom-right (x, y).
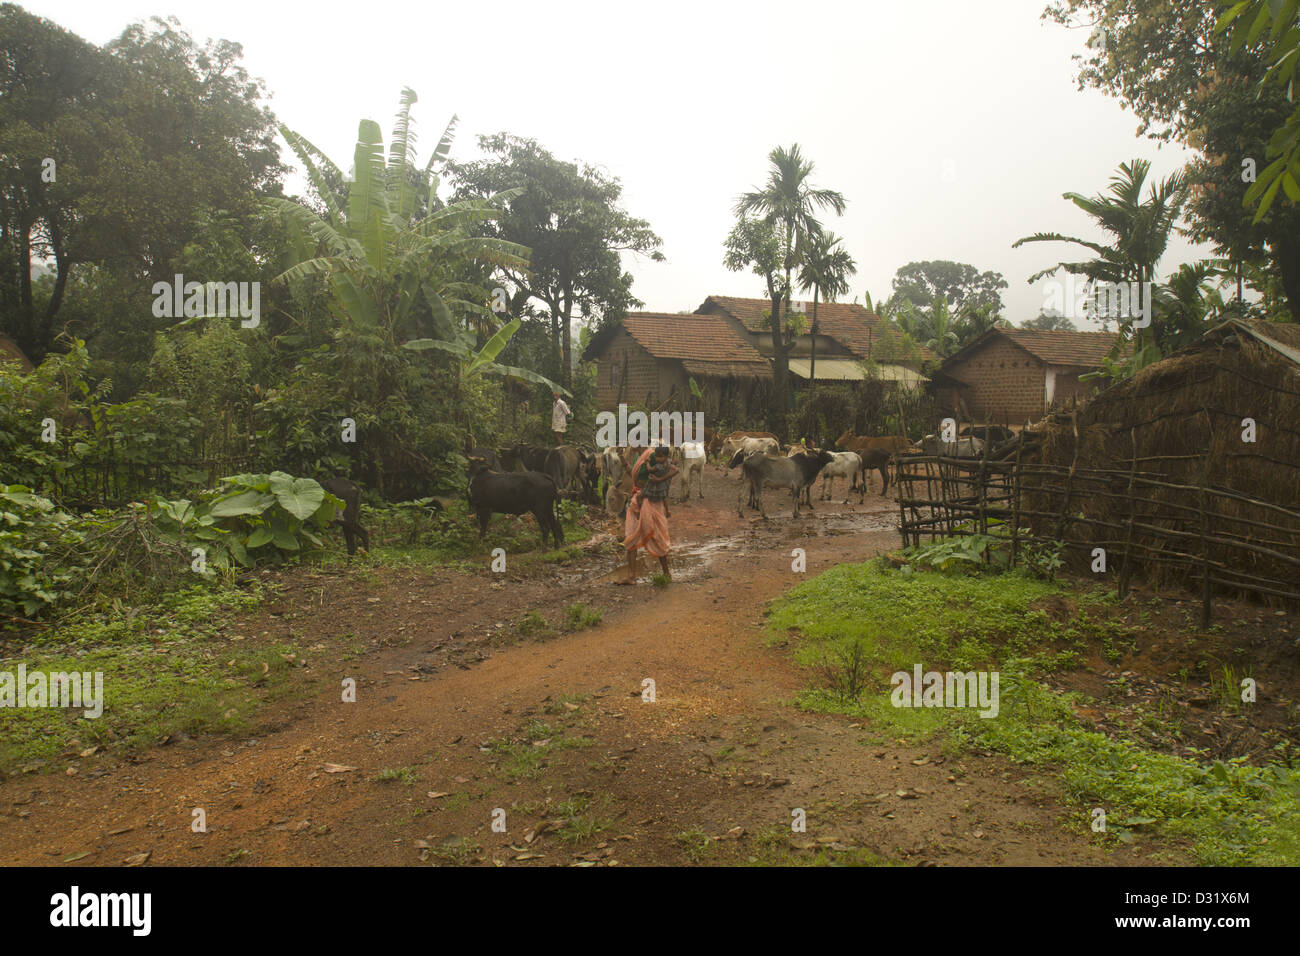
top-left (1014, 158), bottom-right (1188, 375)
top-left (734, 144), bottom-right (846, 429)
top-left (796, 231), bottom-right (857, 386)
top-left (1013, 158), bottom-right (1187, 289)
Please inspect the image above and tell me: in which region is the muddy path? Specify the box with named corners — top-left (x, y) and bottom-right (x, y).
top-left (0, 465), bottom-right (1173, 866)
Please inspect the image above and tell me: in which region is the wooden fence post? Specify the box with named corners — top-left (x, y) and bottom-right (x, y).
top-left (1199, 409), bottom-right (1214, 629)
top-left (1010, 432), bottom-right (1024, 569)
top-left (1118, 427), bottom-right (1138, 600)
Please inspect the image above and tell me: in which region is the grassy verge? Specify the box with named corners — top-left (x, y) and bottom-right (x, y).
top-left (0, 584), bottom-right (305, 776)
top-left (767, 559), bottom-right (1300, 865)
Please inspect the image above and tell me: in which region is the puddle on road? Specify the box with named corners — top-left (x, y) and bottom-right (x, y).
top-left (557, 509), bottom-right (898, 587)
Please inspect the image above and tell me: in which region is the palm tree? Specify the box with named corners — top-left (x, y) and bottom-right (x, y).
top-left (1014, 159), bottom-right (1187, 291)
top-left (1014, 158), bottom-right (1188, 372)
top-left (797, 231), bottom-right (857, 386)
top-left (734, 144), bottom-right (846, 430)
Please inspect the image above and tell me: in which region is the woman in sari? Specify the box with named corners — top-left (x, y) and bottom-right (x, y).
top-left (617, 445), bottom-right (678, 585)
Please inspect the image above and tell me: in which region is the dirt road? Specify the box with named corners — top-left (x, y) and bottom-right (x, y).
top-left (0, 465), bottom-right (1165, 866)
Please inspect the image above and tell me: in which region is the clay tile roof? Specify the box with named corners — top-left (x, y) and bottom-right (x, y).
top-left (618, 312), bottom-right (771, 376)
top-left (997, 328), bottom-right (1120, 367)
top-left (699, 295), bottom-right (931, 361)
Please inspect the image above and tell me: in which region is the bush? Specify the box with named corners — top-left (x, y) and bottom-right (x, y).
top-left (0, 485), bottom-right (85, 618)
top-left (148, 472), bottom-right (341, 572)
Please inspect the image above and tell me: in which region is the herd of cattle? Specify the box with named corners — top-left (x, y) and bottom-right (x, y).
top-left (448, 424), bottom-right (1018, 549)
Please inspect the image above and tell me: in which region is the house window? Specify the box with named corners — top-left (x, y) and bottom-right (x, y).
top-left (610, 361), bottom-right (622, 387)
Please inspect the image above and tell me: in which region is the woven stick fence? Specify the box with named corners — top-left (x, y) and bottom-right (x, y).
top-left (894, 430), bottom-right (1300, 621)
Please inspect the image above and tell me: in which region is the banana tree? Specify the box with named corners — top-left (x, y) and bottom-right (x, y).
top-left (266, 88), bottom-right (530, 347)
top-left (402, 318), bottom-right (567, 444)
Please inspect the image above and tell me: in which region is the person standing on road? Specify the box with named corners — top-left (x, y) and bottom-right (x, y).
top-left (617, 445), bottom-right (678, 585)
top-left (551, 391), bottom-right (571, 445)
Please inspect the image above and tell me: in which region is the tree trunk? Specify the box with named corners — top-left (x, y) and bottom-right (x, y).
top-left (809, 289), bottom-right (820, 390)
top-left (768, 293), bottom-right (789, 440)
top-left (561, 309), bottom-right (573, 389)
top-left (560, 283), bottom-right (575, 389)
top-left (1274, 235), bottom-right (1300, 322)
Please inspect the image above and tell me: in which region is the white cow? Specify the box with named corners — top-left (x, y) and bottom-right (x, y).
top-left (917, 434), bottom-right (986, 457)
top-left (598, 446), bottom-right (626, 513)
top-left (671, 441), bottom-right (706, 502)
top-left (818, 451), bottom-right (864, 502)
top-left (720, 435), bottom-right (779, 463)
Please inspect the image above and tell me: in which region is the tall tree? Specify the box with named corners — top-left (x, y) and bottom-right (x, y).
top-left (1021, 311), bottom-right (1078, 331)
top-left (1043, 0), bottom-right (1300, 318)
top-left (447, 134), bottom-right (663, 388)
top-left (724, 215), bottom-right (787, 428)
top-left (1013, 159), bottom-right (1187, 290)
top-left (0, 6), bottom-right (285, 361)
top-left (889, 260), bottom-right (1007, 318)
top-left (1217, 1), bottom-right (1300, 223)
top-left (796, 231), bottom-right (857, 385)
top-left (733, 144), bottom-right (846, 432)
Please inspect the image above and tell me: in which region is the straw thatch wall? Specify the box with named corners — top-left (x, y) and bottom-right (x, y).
top-left (1023, 320), bottom-right (1300, 603)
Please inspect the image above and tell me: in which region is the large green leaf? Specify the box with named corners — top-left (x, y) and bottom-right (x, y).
top-left (269, 474), bottom-right (326, 521)
top-left (480, 362), bottom-right (569, 395)
top-left (209, 490), bottom-right (274, 518)
top-left (467, 318), bottom-right (520, 373)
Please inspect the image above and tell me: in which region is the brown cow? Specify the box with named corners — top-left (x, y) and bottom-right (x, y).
top-left (835, 430), bottom-right (910, 494)
top-left (835, 429), bottom-right (911, 456)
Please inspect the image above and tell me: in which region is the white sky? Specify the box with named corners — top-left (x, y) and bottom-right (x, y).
top-left (28, 0), bottom-right (1208, 330)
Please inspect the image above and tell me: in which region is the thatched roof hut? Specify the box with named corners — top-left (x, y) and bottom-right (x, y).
top-left (1022, 319), bottom-right (1300, 605)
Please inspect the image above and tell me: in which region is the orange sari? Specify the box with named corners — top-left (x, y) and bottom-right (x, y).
top-left (623, 448), bottom-right (671, 558)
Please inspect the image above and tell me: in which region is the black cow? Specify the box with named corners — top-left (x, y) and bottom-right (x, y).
top-left (855, 448), bottom-right (894, 497)
top-left (320, 477), bottom-right (371, 555)
top-left (467, 457), bottom-right (564, 549)
top-left (500, 444), bottom-right (552, 474)
top-left (468, 446), bottom-right (502, 471)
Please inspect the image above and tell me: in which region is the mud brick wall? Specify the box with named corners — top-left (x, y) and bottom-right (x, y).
top-left (946, 337), bottom-right (1046, 425)
top-left (594, 329), bottom-right (667, 410)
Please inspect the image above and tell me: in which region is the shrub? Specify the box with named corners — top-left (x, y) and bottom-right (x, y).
top-left (148, 472), bottom-right (341, 572)
top-left (0, 485), bottom-right (85, 618)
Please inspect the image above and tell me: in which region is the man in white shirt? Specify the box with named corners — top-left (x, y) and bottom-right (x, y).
top-left (551, 392), bottom-right (571, 445)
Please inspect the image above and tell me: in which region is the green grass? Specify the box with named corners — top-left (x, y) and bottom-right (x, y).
top-left (767, 558), bottom-right (1300, 866)
top-left (515, 611), bottom-right (551, 638)
top-left (375, 766), bottom-right (420, 785)
top-left (554, 795), bottom-right (615, 843)
top-left (564, 603), bottom-right (603, 631)
top-left (676, 825), bottom-right (714, 863)
top-left (485, 719), bottom-right (592, 780)
top-left (0, 584), bottom-right (303, 776)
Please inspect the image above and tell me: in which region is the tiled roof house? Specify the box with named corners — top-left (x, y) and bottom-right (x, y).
top-left (935, 326), bottom-right (1120, 425)
top-left (696, 295), bottom-right (930, 385)
top-left (582, 311), bottom-right (771, 419)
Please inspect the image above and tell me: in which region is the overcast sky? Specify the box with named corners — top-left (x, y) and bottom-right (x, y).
top-left (29, 0), bottom-right (1207, 329)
